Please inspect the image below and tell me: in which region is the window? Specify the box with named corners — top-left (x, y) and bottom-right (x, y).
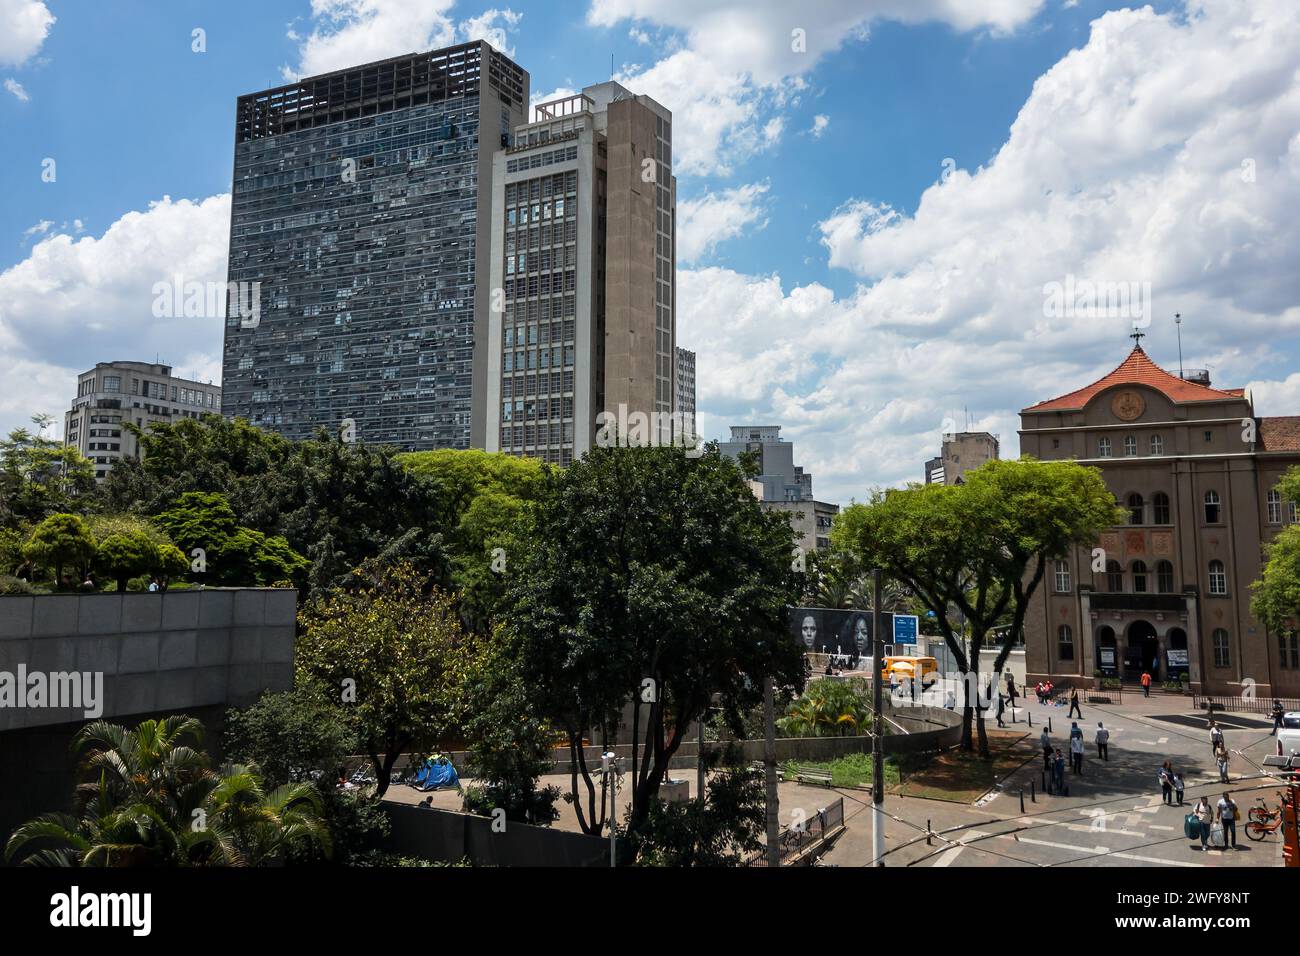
top-left (1106, 560), bottom-right (1124, 592)
top-left (1150, 434), bottom-right (1164, 455)
top-left (1058, 625), bottom-right (1074, 661)
top-left (102, 375), bottom-right (121, 392)
top-left (1204, 490), bottom-right (1221, 524)
top-left (1124, 435), bottom-right (1137, 457)
top-left (1152, 491), bottom-right (1170, 525)
top-left (1054, 560), bottom-right (1071, 593)
top-left (1098, 436), bottom-right (1112, 457)
top-left (1204, 430), bottom-right (1213, 443)
top-left (1279, 633), bottom-right (1300, 670)
top-left (1132, 560), bottom-right (1148, 593)
top-left (1156, 560), bottom-right (1174, 594)
top-left (1127, 493), bottom-right (1144, 525)
top-left (1268, 489), bottom-right (1283, 524)
top-left (1291, 501), bottom-right (1298, 525)
top-left (1212, 629), bottom-right (1231, 668)
top-left (1208, 559), bottom-right (1227, 595)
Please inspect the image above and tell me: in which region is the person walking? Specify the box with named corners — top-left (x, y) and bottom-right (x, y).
top-left (1272, 699), bottom-right (1286, 736)
top-left (1173, 770), bottom-right (1185, 806)
top-left (1209, 720), bottom-right (1224, 757)
top-left (1193, 796), bottom-right (1213, 851)
top-left (1068, 685), bottom-right (1082, 719)
top-left (1159, 761), bottom-right (1174, 805)
top-left (1053, 749), bottom-right (1066, 795)
top-left (1095, 721), bottom-right (1110, 761)
top-left (1216, 792), bottom-right (1239, 849)
top-left (1215, 743), bottom-right (1231, 783)
top-left (1140, 670), bottom-right (1152, 698)
top-left (1070, 732), bottom-right (1084, 775)
top-left (996, 691), bottom-right (1006, 728)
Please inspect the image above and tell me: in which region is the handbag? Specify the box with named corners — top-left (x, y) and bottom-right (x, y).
top-left (1184, 813), bottom-right (1198, 839)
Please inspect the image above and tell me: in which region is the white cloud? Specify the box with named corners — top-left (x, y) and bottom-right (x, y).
top-left (809, 114), bottom-right (830, 138)
top-left (590, 0), bottom-right (1044, 175)
top-left (459, 8), bottom-right (522, 57)
top-left (0, 0), bottom-right (53, 68)
top-left (4, 77), bottom-right (28, 101)
top-left (283, 0), bottom-right (457, 80)
top-left (683, 0), bottom-right (1300, 505)
top-left (677, 182), bottom-right (769, 263)
top-left (0, 196), bottom-right (231, 438)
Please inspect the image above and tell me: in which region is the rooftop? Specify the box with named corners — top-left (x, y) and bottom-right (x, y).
top-left (1023, 345), bottom-right (1244, 413)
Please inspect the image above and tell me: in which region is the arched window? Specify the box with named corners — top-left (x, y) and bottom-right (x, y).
top-left (1058, 625), bottom-right (1074, 661)
top-left (1150, 434), bottom-right (1164, 455)
top-left (1267, 489), bottom-right (1283, 524)
top-left (1124, 435), bottom-right (1137, 457)
top-left (1106, 560), bottom-right (1124, 592)
top-left (1204, 490), bottom-right (1221, 523)
top-left (1156, 560), bottom-right (1174, 593)
top-left (1054, 559), bottom-right (1071, 593)
top-left (1212, 629), bottom-right (1231, 668)
top-left (1127, 493), bottom-right (1144, 525)
top-left (1098, 436), bottom-right (1112, 458)
top-left (1208, 559), bottom-right (1227, 595)
top-left (1131, 560), bottom-right (1148, 593)
top-left (1152, 492), bottom-right (1170, 525)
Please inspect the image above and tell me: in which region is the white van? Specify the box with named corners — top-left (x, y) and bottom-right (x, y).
top-left (1277, 712), bottom-right (1300, 758)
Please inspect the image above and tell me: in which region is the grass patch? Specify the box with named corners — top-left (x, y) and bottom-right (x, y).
top-left (782, 752), bottom-right (901, 789)
top-left (893, 730), bottom-right (1035, 803)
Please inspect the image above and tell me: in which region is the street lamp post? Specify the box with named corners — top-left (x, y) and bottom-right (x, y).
top-left (871, 568), bottom-right (886, 867)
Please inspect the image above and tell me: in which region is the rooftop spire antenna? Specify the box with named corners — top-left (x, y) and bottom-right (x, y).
top-left (1130, 325), bottom-right (1145, 347)
top-left (1175, 313), bottom-right (1184, 379)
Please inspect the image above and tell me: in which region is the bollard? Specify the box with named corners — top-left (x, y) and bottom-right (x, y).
top-left (1048, 716), bottom-right (1052, 734)
top-left (1031, 780), bottom-right (1036, 803)
top-left (927, 819), bottom-right (932, 846)
top-left (1020, 789), bottom-right (1025, 814)
top-left (1028, 710), bottom-right (1033, 728)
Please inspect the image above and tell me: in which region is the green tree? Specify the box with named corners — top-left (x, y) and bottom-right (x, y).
top-left (154, 491), bottom-right (307, 587)
top-left (225, 684), bottom-right (360, 787)
top-left (838, 458), bottom-right (1121, 756)
top-left (95, 531), bottom-right (158, 592)
top-left (23, 513), bottom-right (97, 588)
top-left (0, 416), bottom-right (96, 528)
top-left (504, 442), bottom-right (804, 839)
top-left (777, 677), bottom-right (872, 738)
top-left (4, 716), bottom-right (328, 866)
top-left (296, 562), bottom-right (482, 798)
top-left (630, 763), bottom-right (766, 866)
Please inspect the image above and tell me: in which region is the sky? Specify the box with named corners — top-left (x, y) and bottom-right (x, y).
top-left (2, 0), bottom-right (1299, 506)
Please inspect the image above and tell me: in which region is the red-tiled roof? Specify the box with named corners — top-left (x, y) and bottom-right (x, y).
top-left (1023, 346), bottom-right (1244, 413)
top-left (1259, 417), bottom-right (1300, 452)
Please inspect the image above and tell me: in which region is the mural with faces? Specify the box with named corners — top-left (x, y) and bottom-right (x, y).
top-left (789, 607), bottom-right (893, 661)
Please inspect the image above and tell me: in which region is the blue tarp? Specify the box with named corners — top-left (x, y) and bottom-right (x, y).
top-left (411, 756), bottom-right (459, 791)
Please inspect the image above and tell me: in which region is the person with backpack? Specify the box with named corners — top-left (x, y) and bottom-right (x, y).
top-left (1068, 685), bottom-right (1082, 719)
top-left (1216, 792), bottom-right (1240, 849)
top-left (1095, 722), bottom-right (1110, 761)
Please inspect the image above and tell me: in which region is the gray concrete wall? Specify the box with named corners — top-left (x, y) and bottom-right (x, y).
top-left (0, 588), bottom-right (296, 732)
top-left (381, 803), bottom-right (608, 867)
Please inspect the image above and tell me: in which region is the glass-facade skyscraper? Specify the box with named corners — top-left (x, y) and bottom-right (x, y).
top-left (222, 42), bottom-right (528, 448)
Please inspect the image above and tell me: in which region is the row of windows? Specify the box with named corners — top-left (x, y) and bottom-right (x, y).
top-left (1098, 434), bottom-right (1165, 457)
top-left (504, 145), bottom-right (578, 174)
top-left (502, 347), bottom-right (575, 372)
top-left (1053, 558), bottom-right (1228, 595)
top-left (1057, 626), bottom-right (1237, 666)
top-left (1122, 488), bottom-right (1296, 526)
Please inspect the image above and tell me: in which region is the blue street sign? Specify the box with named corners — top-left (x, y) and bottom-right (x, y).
top-left (893, 614), bottom-right (919, 646)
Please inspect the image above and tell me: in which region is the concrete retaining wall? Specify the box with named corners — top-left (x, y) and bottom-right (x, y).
top-left (381, 803), bottom-right (608, 867)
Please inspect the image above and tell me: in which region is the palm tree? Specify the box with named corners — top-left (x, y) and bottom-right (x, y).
top-left (4, 716), bottom-right (329, 867)
top-left (777, 678), bottom-right (872, 738)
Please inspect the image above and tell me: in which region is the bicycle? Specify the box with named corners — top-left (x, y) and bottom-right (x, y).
top-left (1248, 796), bottom-right (1279, 823)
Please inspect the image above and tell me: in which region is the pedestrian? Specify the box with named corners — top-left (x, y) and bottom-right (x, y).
top-left (1035, 681), bottom-right (1044, 704)
top-left (1053, 749), bottom-right (1066, 794)
top-left (1095, 721), bottom-right (1110, 761)
top-left (1068, 685), bottom-right (1082, 719)
top-left (1140, 670), bottom-right (1152, 697)
top-left (1271, 699), bottom-right (1285, 736)
top-left (1192, 796), bottom-right (1213, 851)
top-left (944, 689), bottom-right (956, 710)
top-left (1173, 770), bottom-right (1185, 806)
top-left (1041, 727), bottom-right (1052, 773)
top-left (1006, 676), bottom-right (1018, 707)
top-left (1070, 732), bottom-right (1084, 775)
top-left (1216, 792), bottom-right (1239, 849)
top-left (1215, 743), bottom-right (1230, 783)
top-left (996, 691), bottom-right (1006, 728)
top-left (1159, 760), bottom-right (1174, 805)
top-left (1209, 720), bottom-right (1224, 756)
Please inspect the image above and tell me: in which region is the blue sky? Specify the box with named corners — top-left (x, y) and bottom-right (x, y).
top-left (2, 0), bottom-right (1298, 505)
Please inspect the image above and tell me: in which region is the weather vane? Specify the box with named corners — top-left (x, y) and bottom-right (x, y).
top-left (1130, 325), bottom-right (1146, 346)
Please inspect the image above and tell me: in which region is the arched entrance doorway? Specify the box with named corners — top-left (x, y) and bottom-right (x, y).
top-left (1095, 625), bottom-right (1118, 677)
top-left (1125, 620), bottom-right (1159, 681)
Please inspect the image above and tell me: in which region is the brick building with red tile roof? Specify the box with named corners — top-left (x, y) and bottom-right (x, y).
top-left (1020, 342), bottom-right (1300, 697)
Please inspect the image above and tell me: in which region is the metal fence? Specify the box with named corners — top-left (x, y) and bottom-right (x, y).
top-left (776, 797), bottom-right (845, 862)
top-left (1192, 694), bottom-right (1300, 716)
